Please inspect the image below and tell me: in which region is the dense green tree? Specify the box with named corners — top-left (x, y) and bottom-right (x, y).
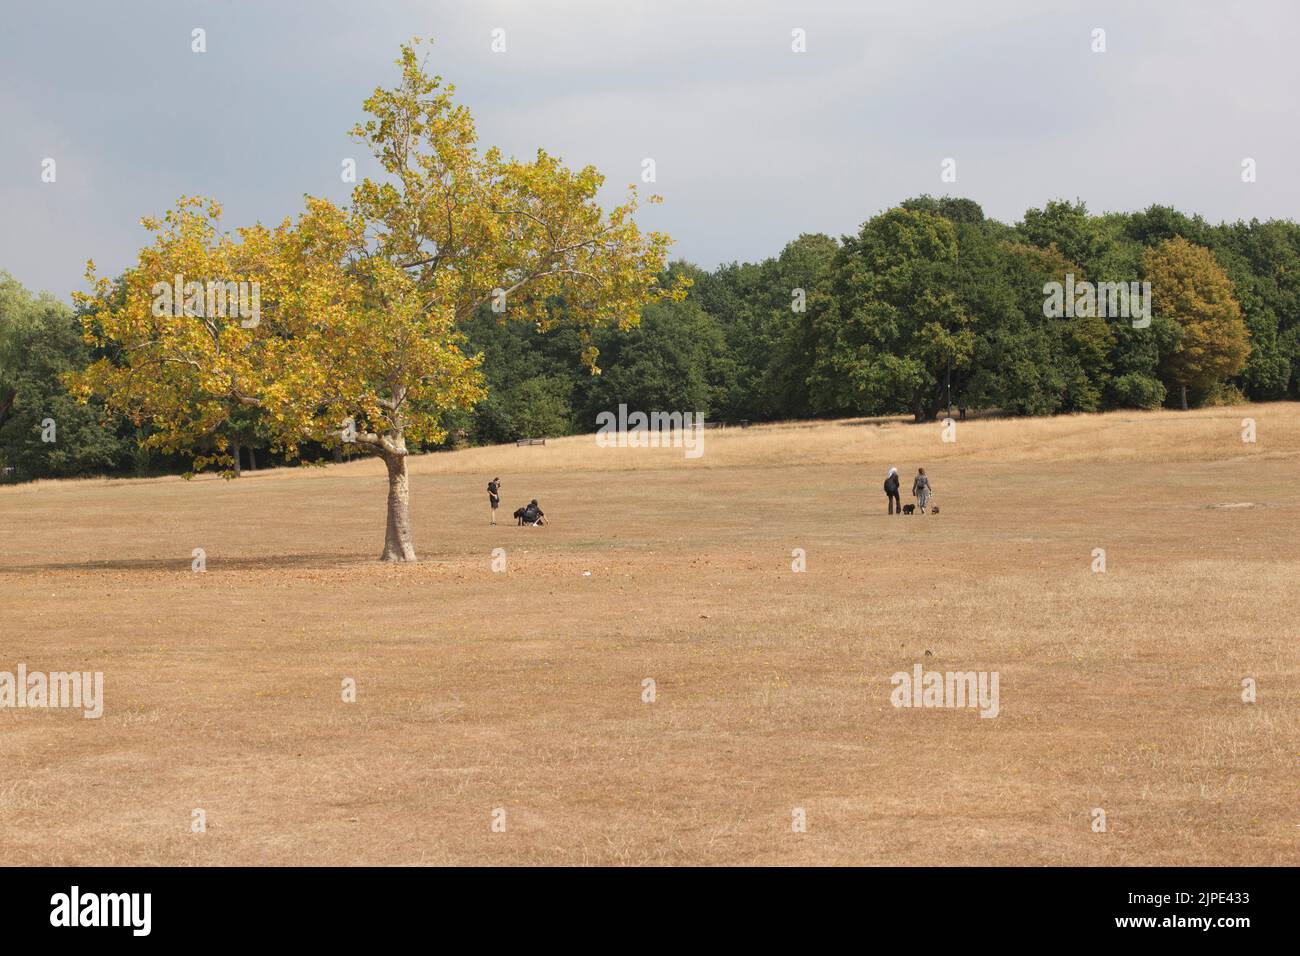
top-left (1017, 200), bottom-right (1102, 272)
top-left (458, 306), bottom-right (587, 442)
top-left (578, 295), bottom-right (736, 424)
top-left (1125, 204), bottom-right (1214, 249)
top-left (1208, 218), bottom-right (1300, 399)
top-left (901, 195), bottom-right (987, 227)
top-left (509, 376), bottom-right (574, 439)
top-left (807, 207), bottom-right (974, 422)
top-left (0, 273), bottom-right (129, 479)
top-left (697, 234), bottom-right (839, 421)
top-left (969, 243), bottom-right (1113, 415)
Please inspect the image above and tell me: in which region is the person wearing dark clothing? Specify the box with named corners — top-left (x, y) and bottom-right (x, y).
top-left (515, 499), bottom-right (546, 526)
top-left (884, 467), bottom-right (901, 515)
top-left (487, 477), bottom-right (501, 526)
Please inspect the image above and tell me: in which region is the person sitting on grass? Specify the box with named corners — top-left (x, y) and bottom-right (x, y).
top-left (514, 499), bottom-right (547, 526)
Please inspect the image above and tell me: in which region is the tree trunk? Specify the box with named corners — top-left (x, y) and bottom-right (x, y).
top-left (913, 394), bottom-right (940, 423)
top-left (1180, 384), bottom-right (1189, 411)
top-left (380, 453), bottom-right (417, 562)
top-left (246, 446), bottom-right (256, 471)
top-left (230, 437), bottom-right (241, 477)
top-left (0, 387), bottom-right (16, 429)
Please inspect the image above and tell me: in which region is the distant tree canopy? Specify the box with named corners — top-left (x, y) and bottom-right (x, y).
top-left (5, 194), bottom-right (1300, 485)
top-left (0, 272), bottom-right (131, 479)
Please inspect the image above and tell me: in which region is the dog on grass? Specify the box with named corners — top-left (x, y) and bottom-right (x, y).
top-left (930, 505), bottom-right (940, 514)
top-left (902, 504), bottom-right (916, 515)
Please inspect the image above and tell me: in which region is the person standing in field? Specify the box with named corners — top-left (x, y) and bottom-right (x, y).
top-left (884, 467), bottom-right (901, 515)
top-left (487, 477), bottom-right (501, 526)
top-left (912, 467), bottom-right (933, 513)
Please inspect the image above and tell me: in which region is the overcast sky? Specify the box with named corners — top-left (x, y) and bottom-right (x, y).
top-left (2, 0), bottom-right (1297, 299)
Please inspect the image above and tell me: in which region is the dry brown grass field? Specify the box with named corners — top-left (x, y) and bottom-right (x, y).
top-left (1, 404), bottom-right (1297, 866)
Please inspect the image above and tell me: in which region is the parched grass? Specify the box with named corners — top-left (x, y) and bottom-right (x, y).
top-left (402, 403), bottom-right (1296, 477)
top-left (0, 403), bottom-right (1297, 865)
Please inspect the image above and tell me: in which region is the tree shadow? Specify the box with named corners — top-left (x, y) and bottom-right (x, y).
top-left (0, 552), bottom-right (375, 574)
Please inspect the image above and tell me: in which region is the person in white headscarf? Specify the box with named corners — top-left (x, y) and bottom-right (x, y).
top-left (884, 467), bottom-right (901, 515)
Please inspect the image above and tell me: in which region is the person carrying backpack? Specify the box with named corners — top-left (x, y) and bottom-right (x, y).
top-left (884, 467), bottom-right (901, 515)
top-left (516, 499), bottom-right (547, 526)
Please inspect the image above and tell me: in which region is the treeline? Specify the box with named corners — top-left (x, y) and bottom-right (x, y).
top-left (3, 196), bottom-right (1299, 480)
top-left (455, 196), bottom-right (1296, 442)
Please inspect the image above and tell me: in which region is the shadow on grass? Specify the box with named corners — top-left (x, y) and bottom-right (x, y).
top-left (0, 552), bottom-right (377, 574)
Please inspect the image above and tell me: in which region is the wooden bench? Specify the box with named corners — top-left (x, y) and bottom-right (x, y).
top-left (516, 438), bottom-right (546, 447)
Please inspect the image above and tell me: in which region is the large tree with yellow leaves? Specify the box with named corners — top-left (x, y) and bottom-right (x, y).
top-left (71, 41), bottom-right (679, 560)
top-left (1143, 236), bottom-right (1250, 409)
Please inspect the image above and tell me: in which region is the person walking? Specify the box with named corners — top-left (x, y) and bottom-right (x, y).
top-left (884, 467), bottom-right (901, 515)
top-left (912, 467), bottom-right (933, 513)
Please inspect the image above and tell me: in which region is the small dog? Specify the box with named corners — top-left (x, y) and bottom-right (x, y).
top-left (930, 505), bottom-right (940, 515)
top-left (902, 504), bottom-right (916, 515)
